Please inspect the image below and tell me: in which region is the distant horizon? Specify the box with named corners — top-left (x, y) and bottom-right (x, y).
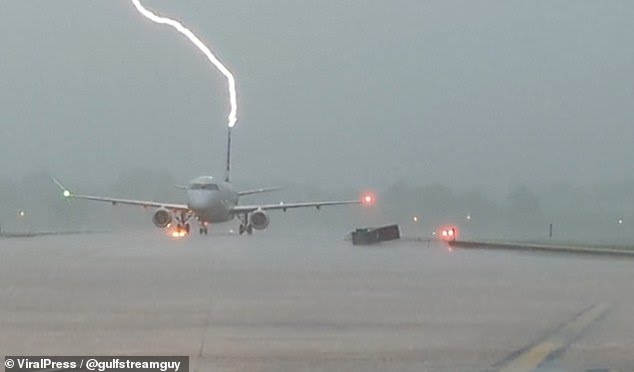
top-left (1, 168), bottom-right (633, 244)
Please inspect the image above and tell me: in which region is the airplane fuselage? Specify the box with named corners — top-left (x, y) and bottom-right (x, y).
top-left (186, 176), bottom-right (238, 223)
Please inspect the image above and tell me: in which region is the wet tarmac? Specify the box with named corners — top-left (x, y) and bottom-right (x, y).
top-left (0, 229), bottom-right (632, 371)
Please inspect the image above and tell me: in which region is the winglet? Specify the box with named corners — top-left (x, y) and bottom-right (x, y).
top-left (52, 177), bottom-right (73, 198)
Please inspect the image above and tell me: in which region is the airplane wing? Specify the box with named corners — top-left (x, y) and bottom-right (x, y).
top-left (53, 178), bottom-right (189, 212)
top-left (65, 194), bottom-right (189, 211)
top-left (232, 200), bottom-right (362, 214)
top-left (238, 187), bottom-right (281, 197)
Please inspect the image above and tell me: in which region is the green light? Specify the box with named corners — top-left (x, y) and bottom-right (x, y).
top-left (63, 190), bottom-right (71, 198)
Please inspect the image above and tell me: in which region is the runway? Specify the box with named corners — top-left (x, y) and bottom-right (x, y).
top-left (1, 229), bottom-right (632, 371)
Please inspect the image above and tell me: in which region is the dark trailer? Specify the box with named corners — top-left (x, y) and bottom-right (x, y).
top-left (351, 224), bottom-right (400, 245)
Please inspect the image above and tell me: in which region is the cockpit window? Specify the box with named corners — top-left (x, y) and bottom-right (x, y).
top-left (190, 183), bottom-right (219, 191)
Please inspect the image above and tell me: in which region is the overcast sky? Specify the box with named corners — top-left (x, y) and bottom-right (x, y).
top-left (1, 1), bottom-right (633, 193)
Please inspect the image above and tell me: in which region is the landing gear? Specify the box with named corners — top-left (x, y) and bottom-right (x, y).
top-left (174, 212), bottom-right (193, 236)
top-left (238, 214), bottom-right (253, 235)
top-left (238, 224), bottom-right (253, 235)
top-left (197, 219), bottom-right (209, 236)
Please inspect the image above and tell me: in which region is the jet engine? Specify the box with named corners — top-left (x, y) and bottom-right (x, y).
top-left (248, 209), bottom-right (270, 230)
top-left (152, 208), bottom-right (172, 228)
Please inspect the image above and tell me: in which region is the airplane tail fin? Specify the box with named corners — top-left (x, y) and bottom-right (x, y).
top-left (224, 126), bottom-right (232, 183)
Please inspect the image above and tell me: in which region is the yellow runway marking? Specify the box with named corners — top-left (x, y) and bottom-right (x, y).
top-left (499, 303), bottom-right (610, 372)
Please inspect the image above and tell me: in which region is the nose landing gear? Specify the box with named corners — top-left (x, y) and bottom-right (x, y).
top-left (197, 219), bottom-right (209, 235)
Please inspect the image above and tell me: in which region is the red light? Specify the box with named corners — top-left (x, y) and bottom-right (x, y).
top-left (438, 225), bottom-right (458, 241)
top-left (361, 192), bottom-right (376, 206)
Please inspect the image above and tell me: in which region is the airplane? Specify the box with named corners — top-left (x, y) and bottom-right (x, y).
top-left (53, 127), bottom-right (375, 237)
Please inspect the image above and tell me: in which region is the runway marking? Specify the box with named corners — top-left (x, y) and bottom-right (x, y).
top-left (497, 303), bottom-right (610, 372)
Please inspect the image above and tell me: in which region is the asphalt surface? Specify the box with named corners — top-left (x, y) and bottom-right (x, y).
top-left (0, 229), bottom-right (633, 371)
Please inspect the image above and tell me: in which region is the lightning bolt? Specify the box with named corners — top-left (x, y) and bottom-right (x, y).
top-left (131, 0), bottom-right (238, 128)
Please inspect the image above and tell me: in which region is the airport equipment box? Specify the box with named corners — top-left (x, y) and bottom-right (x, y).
top-left (351, 224), bottom-right (400, 245)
